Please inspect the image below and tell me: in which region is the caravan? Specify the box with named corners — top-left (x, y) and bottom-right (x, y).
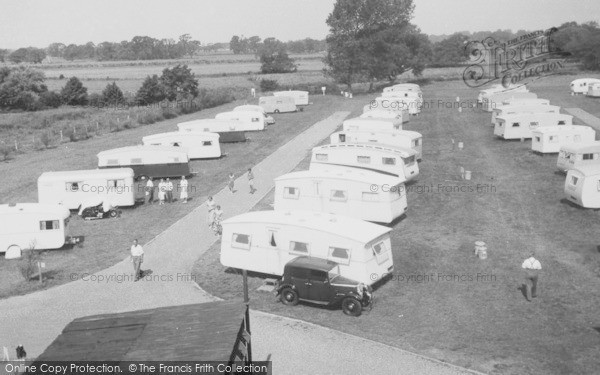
top-left (0, 203), bottom-right (71, 254)
top-left (273, 90), bottom-right (309, 106)
top-left (258, 96), bottom-right (297, 113)
top-left (375, 96), bottom-right (421, 115)
top-left (274, 168), bottom-right (407, 223)
top-left (38, 169), bottom-right (135, 210)
top-left (478, 84), bottom-right (528, 104)
top-left (312, 142), bottom-right (420, 180)
top-left (215, 111), bottom-right (266, 130)
top-left (570, 78), bottom-right (600, 95)
top-left (557, 142), bottom-right (600, 172)
top-left (483, 92), bottom-right (537, 112)
top-left (491, 104), bottom-right (559, 126)
top-left (364, 98), bottom-right (407, 114)
top-left (531, 126), bottom-right (596, 154)
top-left (219, 210), bottom-right (394, 285)
top-left (177, 119), bottom-right (247, 142)
top-left (383, 83), bottom-right (421, 94)
top-left (343, 117), bottom-right (403, 132)
top-left (233, 105), bottom-right (275, 125)
top-left (97, 146), bottom-right (190, 179)
top-left (587, 83), bottom-right (600, 97)
top-left (360, 110), bottom-right (407, 123)
top-left (564, 165), bottom-right (600, 208)
top-left (329, 130), bottom-right (423, 161)
top-left (142, 131), bottom-right (221, 159)
top-left (494, 113), bottom-right (573, 139)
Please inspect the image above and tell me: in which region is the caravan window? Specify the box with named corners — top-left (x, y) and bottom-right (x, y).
top-left (402, 155), bottom-right (415, 165)
top-left (357, 156), bottom-right (371, 164)
top-left (512, 123), bottom-right (520, 127)
top-left (382, 157), bottom-right (396, 165)
top-left (268, 230), bottom-right (277, 247)
top-left (413, 139), bottom-right (420, 147)
top-left (372, 241), bottom-right (390, 264)
top-left (289, 241), bottom-right (309, 255)
top-left (558, 121), bottom-right (566, 125)
top-left (202, 141), bottom-right (213, 146)
top-left (535, 136), bottom-right (541, 142)
top-left (362, 192), bottom-right (379, 202)
top-left (171, 157), bottom-right (180, 162)
top-left (40, 220), bottom-right (59, 230)
top-left (66, 182), bottom-right (81, 192)
top-left (330, 190), bottom-right (348, 202)
top-left (231, 233), bottom-right (251, 250)
top-left (328, 247), bottom-right (350, 265)
top-left (107, 179), bottom-right (125, 188)
top-left (582, 153), bottom-right (593, 160)
top-left (571, 176), bottom-right (579, 185)
top-left (549, 136), bottom-right (558, 143)
top-left (283, 187), bottom-right (299, 199)
top-left (315, 153), bottom-right (328, 161)
top-left (106, 159), bottom-right (119, 166)
top-left (251, 117), bottom-right (260, 122)
top-left (130, 158), bottom-right (143, 164)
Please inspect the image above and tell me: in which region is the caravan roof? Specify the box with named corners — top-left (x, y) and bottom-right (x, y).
top-left (571, 164), bottom-right (600, 177)
top-left (322, 139), bottom-right (418, 156)
top-left (275, 167), bottom-right (401, 188)
top-left (534, 125), bottom-right (592, 135)
top-left (38, 168), bottom-right (134, 183)
top-left (560, 142), bottom-right (600, 154)
top-left (222, 210), bottom-right (391, 243)
top-left (0, 203), bottom-right (70, 218)
top-left (360, 110), bottom-right (403, 120)
top-left (97, 146), bottom-right (189, 164)
top-left (143, 131), bottom-right (219, 142)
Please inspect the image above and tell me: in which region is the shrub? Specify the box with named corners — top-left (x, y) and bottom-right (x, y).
top-left (161, 108), bottom-right (178, 119)
top-left (39, 91), bottom-right (62, 108)
top-left (101, 82), bottom-right (125, 106)
top-left (59, 74), bottom-right (65, 79)
top-left (39, 132), bottom-right (51, 148)
top-left (88, 93), bottom-right (103, 108)
top-left (196, 89), bottom-right (235, 110)
top-left (0, 144), bottom-right (12, 160)
top-left (121, 119), bottom-right (135, 129)
top-left (18, 248), bottom-right (42, 281)
top-left (260, 79), bottom-right (279, 92)
top-left (61, 77), bottom-right (88, 106)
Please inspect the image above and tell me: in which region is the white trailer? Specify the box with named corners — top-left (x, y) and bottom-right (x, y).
top-left (219, 210), bottom-right (394, 285)
top-left (38, 168), bottom-right (135, 210)
top-left (329, 130), bottom-right (423, 162)
top-left (177, 119), bottom-right (248, 142)
top-left (375, 96), bottom-right (421, 115)
top-left (381, 90), bottom-right (423, 103)
top-left (234, 104), bottom-right (275, 125)
top-left (494, 113), bottom-right (573, 139)
top-left (360, 110), bottom-right (407, 123)
top-left (383, 83), bottom-right (421, 94)
top-left (97, 146), bottom-right (190, 179)
top-left (273, 90), bottom-right (309, 106)
top-left (557, 142), bottom-right (600, 172)
top-left (274, 168), bottom-right (407, 223)
top-left (0, 203), bottom-right (71, 254)
top-left (363, 98), bottom-right (407, 114)
top-left (587, 83), bottom-right (600, 97)
top-left (570, 78), bottom-right (600, 95)
top-left (564, 165), bottom-right (600, 208)
top-left (531, 125), bottom-right (596, 154)
top-left (215, 111), bottom-right (266, 130)
top-left (313, 142), bottom-right (419, 180)
top-left (343, 117), bottom-right (403, 132)
top-left (491, 104), bottom-right (559, 126)
top-left (483, 92), bottom-right (537, 112)
top-left (142, 131), bottom-right (221, 159)
top-left (478, 84), bottom-right (528, 104)
top-left (258, 96), bottom-right (297, 113)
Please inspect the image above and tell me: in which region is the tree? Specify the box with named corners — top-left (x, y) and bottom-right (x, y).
top-left (258, 38), bottom-right (297, 73)
top-left (324, 0), bottom-right (430, 89)
top-left (159, 65), bottom-right (199, 101)
top-left (0, 66), bottom-right (48, 111)
top-left (230, 35), bottom-right (244, 54)
top-left (27, 47), bottom-right (46, 64)
top-left (60, 77), bottom-right (88, 105)
top-left (431, 33), bottom-right (469, 66)
top-left (178, 34), bottom-right (201, 58)
top-left (552, 22), bottom-right (600, 70)
top-left (8, 48), bottom-right (29, 63)
top-left (46, 43), bottom-right (66, 58)
top-left (247, 36), bottom-right (262, 53)
top-left (135, 75), bottom-right (166, 105)
top-left (0, 49), bottom-right (8, 62)
top-left (101, 82), bottom-right (125, 104)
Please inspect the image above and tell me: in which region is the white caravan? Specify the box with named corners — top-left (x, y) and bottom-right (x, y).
top-left (343, 117), bottom-right (403, 132)
top-left (97, 146), bottom-right (190, 179)
top-left (363, 98), bottom-right (407, 114)
top-left (564, 165), bottom-right (600, 208)
top-left (494, 113), bottom-right (573, 139)
top-left (234, 105), bottom-right (275, 125)
top-left (0, 203), bottom-right (71, 254)
top-left (478, 84), bottom-right (528, 103)
top-left (142, 131), bottom-right (221, 159)
top-left (273, 90), bottom-right (309, 106)
top-left (258, 96), bottom-right (297, 113)
top-left (38, 169), bottom-right (135, 210)
top-left (215, 111), bottom-right (266, 130)
top-left (274, 168), bottom-right (407, 223)
top-left (491, 104), bottom-right (559, 125)
top-left (531, 126), bottom-right (596, 154)
top-left (360, 110), bottom-right (407, 123)
top-left (587, 83), bottom-right (600, 97)
top-left (310, 142), bottom-right (419, 182)
top-left (329, 130), bottom-right (423, 161)
top-left (383, 83), bottom-right (421, 94)
top-left (375, 96), bottom-right (421, 115)
top-left (570, 78), bottom-right (600, 95)
top-left (219, 210), bottom-right (394, 285)
top-left (557, 142), bottom-right (600, 172)
top-left (381, 90), bottom-right (423, 103)
top-left (483, 92), bottom-right (537, 112)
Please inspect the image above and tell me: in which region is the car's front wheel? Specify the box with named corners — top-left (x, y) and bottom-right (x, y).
top-left (280, 287), bottom-right (299, 306)
top-left (342, 297), bottom-right (362, 316)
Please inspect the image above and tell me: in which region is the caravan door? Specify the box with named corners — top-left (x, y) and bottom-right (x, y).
top-left (266, 228), bottom-right (283, 274)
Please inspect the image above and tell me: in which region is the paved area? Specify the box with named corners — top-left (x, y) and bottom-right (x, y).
top-left (565, 108), bottom-right (600, 131)
top-left (1, 111), bottom-right (480, 375)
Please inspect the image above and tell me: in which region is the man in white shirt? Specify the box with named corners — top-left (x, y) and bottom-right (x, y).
top-left (145, 178), bottom-right (154, 204)
top-left (166, 178), bottom-right (174, 203)
top-left (130, 239), bottom-right (144, 281)
top-left (521, 251), bottom-right (542, 301)
top-left (179, 176), bottom-right (188, 203)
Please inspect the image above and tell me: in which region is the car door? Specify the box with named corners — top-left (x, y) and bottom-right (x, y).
top-left (306, 269), bottom-right (332, 302)
top-left (290, 267), bottom-right (310, 298)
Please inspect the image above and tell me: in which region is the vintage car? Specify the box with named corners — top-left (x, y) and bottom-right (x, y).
top-left (276, 257), bottom-right (373, 316)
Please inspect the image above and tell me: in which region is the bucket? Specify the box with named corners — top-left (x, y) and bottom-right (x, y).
top-left (464, 171), bottom-right (472, 180)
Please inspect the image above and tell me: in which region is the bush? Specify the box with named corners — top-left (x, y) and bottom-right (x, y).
top-left (88, 93), bottom-right (103, 108)
top-left (161, 108), bottom-right (178, 119)
top-left (102, 82), bottom-right (125, 106)
top-left (260, 79), bottom-right (279, 92)
top-left (121, 119), bottom-right (135, 129)
top-left (39, 91), bottom-right (62, 108)
top-left (59, 74), bottom-right (65, 79)
top-left (18, 248), bottom-right (42, 281)
top-left (0, 144), bottom-right (12, 160)
top-left (196, 89), bottom-right (235, 110)
top-left (61, 77), bottom-right (88, 106)
top-left (39, 132), bottom-right (51, 148)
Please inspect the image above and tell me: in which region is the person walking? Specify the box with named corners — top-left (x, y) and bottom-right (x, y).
top-left (145, 178), bottom-right (154, 204)
top-left (206, 196), bottom-right (216, 227)
top-left (247, 168), bottom-right (255, 194)
top-left (130, 239), bottom-right (144, 281)
top-left (521, 251), bottom-right (542, 301)
top-left (158, 179), bottom-right (166, 205)
top-left (166, 178), bottom-right (174, 203)
top-left (212, 205), bottom-right (223, 235)
top-left (228, 172), bottom-right (235, 193)
top-left (179, 176), bottom-right (188, 203)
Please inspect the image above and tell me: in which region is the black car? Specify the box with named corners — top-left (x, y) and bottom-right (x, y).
top-left (276, 257), bottom-right (373, 316)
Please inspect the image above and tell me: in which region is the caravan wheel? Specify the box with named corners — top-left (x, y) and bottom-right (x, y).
top-left (109, 210), bottom-right (118, 218)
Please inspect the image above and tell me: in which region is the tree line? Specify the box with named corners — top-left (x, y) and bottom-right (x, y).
top-left (229, 35), bottom-right (327, 54)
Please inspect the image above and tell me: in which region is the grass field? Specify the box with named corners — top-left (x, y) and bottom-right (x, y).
top-left (0, 95), bottom-right (359, 299)
top-left (191, 75), bottom-right (600, 375)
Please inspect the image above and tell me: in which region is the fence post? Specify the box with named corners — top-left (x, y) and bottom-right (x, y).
top-left (14, 140), bottom-right (18, 152)
top-left (60, 130), bottom-right (63, 142)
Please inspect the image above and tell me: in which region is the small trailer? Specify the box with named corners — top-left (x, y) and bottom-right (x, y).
top-left (142, 131), bottom-right (221, 159)
top-left (491, 104), bottom-right (559, 126)
top-left (330, 130), bottom-right (423, 161)
top-left (570, 78), bottom-right (600, 95)
top-left (258, 96), bottom-right (297, 113)
top-left (531, 125), bottom-right (596, 154)
top-left (274, 168), bottom-right (407, 223)
top-left (494, 113), bottom-right (573, 139)
top-left (234, 104), bottom-right (275, 124)
top-left (313, 142), bottom-right (420, 180)
top-left (273, 90), bottom-right (309, 106)
top-left (177, 119), bottom-right (247, 143)
top-left (587, 82), bottom-right (600, 97)
top-left (564, 165), bottom-right (600, 208)
top-left (478, 84), bottom-right (528, 104)
top-left (483, 92), bottom-right (538, 112)
top-left (215, 111), bottom-right (266, 130)
top-left (0, 203), bottom-right (71, 254)
top-left (220, 210), bottom-right (394, 285)
top-left (383, 83), bottom-right (421, 94)
top-left (342, 117), bottom-right (403, 132)
top-left (557, 142), bottom-right (600, 172)
top-left (97, 146), bottom-right (190, 179)
top-left (38, 168), bottom-right (135, 210)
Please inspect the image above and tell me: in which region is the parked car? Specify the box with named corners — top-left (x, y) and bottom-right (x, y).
top-left (276, 257), bottom-right (373, 316)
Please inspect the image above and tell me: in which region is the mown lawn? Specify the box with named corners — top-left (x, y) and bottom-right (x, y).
top-left (192, 76), bottom-right (600, 375)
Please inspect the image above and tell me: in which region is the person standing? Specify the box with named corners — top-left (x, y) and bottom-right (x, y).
top-left (521, 251), bottom-right (542, 301)
top-left (145, 178), bottom-right (154, 204)
top-left (130, 239), bottom-right (144, 282)
top-left (166, 178), bottom-right (174, 203)
top-left (247, 168), bottom-right (255, 194)
top-left (206, 196), bottom-right (216, 226)
top-left (179, 176), bottom-right (188, 203)
top-left (212, 205), bottom-right (223, 235)
top-left (228, 172), bottom-right (235, 193)
top-left (158, 179), bottom-right (166, 205)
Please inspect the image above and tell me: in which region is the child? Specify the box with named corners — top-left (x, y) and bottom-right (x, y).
top-left (228, 172), bottom-right (235, 193)
top-left (247, 168), bottom-right (255, 194)
top-left (206, 196), bottom-right (216, 226)
top-left (212, 205), bottom-right (223, 235)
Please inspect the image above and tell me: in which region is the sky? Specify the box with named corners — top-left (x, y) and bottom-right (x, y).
top-left (0, 0), bottom-right (599, 49)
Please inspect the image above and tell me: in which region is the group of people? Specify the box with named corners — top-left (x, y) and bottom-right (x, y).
top-left (205, 196), bottom-right (223, 235)
top-left (145, 176), bottom-right (189, 204)
top-left (227, 168), bottom-right (255, 194)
